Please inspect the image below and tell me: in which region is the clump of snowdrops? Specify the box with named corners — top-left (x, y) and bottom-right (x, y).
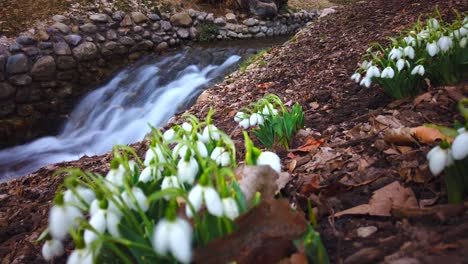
top-left (351, 9), bottom-right (468, 99)
top-left (234, 94), bottom-right (304, 149)
top-left (39, 109), bottom-right (287, 263)
top-left (426, 98), bottom-right (468, 204)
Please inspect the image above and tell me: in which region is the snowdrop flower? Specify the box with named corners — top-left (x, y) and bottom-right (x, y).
top-left (177, 157), bottom-right (199, 184)
top-left (403, 46), bottom-right (415, 59)
top-left (172, 143), bottom-right (190, 159)
top-left (411, 65), bottom-right (425, 76)
top-left (249, 113), bottom-right (264, 126)
top-left (195, 140), bottom-right (208, 158)
top-left (210, 146), bottom-right (231, 166)
top-left (122, 187), bottom-right (148, 212)
top-left (256, 151), bottom-right (281, 173)
top-left (163, 128), bottom-right (176, 141)
top-left (42, 239), bottom-right (64, 261)
top-left (417, 29), bottom-right (430, 40)
top-left (89, 198), bottom-right (121, 217)
top-left (63, 186), bottom-right (95, 207)
top-left (428, 18), bottom-right (439, 29)
top-left (200, 124), bottom-right (221, 143)
top-left (145, 146), bottom-right (167, 166)
top-left (67, 248), bottom-right (92, 264)
top-left (426, 41), bottom-right (439, 56)
top-left (351, 72), bottom-right (361, 83)
top-left (153, 217), bottom-right (192, 263)
top-left (49, 203), bottom-right (83, 240)
top-left (366, 65), bottom-right (380, 78)
top-left (181, 122), bottom-right (192, 132)
top-left (84, 207), bottom-right (121, 244)
top-left (161, 176), bottom-right (182, 190)
top-left (261, 104), bottom-right (278, 116)
top-left (427, 146), bottom-right (453, 176)
top-left (389, 47), bottom-right (403, 60)
top-left (396, 59), bottom-right (406, 71)
top-left (460, 37), bottom-right (467, 48)
top-left (452, 131), bottom-right (468, 160)
top-left (139, 166), bottom-right (161, 183)
top-left (239, 118), bottom-right (250, 129)
top-left (359, 76), bottom-right (372, 88)
top-left (234, 111), bottom-right (245, 122)
top-left (222, 197), bottom-right (240, 220)
top-left (450, 27), bottom-right (467, 38)
top-left (437, 36), bottom-right (453, 52)
top-left (105, 165), bottom-right (126, 187)
top-left (359, 60), bottom-right (371, 70)
top-left (381, 67), bottom-right (395, 79)
top-left (404, 35), bottom-right (416, 46)
top-left (185, 184), bottom-right (223, 217)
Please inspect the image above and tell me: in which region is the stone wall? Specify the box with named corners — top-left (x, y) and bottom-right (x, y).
top-left (0, 9), bottom-right (318, 148)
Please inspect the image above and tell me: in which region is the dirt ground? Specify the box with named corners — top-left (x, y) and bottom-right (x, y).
top-left (1, 0), bottom-right (468, 263)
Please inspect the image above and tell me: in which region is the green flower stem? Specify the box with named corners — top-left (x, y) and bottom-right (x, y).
top-left (444, 165), bottom-right (464, 204)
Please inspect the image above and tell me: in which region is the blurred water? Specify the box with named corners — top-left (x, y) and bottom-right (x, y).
top-left (0, 46), bottom-right (252, 181)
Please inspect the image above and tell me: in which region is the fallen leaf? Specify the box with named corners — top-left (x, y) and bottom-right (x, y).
top-left (383, 127), bottom-right (416, 145)
top-left (334, 181), bottom-right (418, 217)
top-left (288, 159), bottom-right (297, 173)
top-left (236, 165), bottom-right (279, 206)
top-left (374, 115), bottom-right (403, 129)
top-left (309, 101), bottom-right (320, 110)
top-left (256, 81), bottom-right (275, 89)
top-left (391, 204), bottom-right (465, 220)
top-left (413, 92), bottom-right (432, 106)
top-left (289, 137), bottom-right (325, 153)
top-left (276, 172), bottom-right (292, 194)
top-left (444, 86), bottom-right (464, 101)
top-left (411, 126), bottom-right (447, 143)
top-left (193, 199), bottom-right (307, 264)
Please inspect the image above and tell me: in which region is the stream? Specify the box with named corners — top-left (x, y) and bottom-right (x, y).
top-left (0, 37), bottom-right (290, 181)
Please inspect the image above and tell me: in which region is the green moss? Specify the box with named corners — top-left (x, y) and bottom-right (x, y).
top-left (239, 47), bottom-right (272, 73)
top-left (197, 21), bottom-right (218, 42)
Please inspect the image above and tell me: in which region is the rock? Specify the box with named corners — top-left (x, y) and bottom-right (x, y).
top-left (37, 30), bottom-right (50, 41)
top-left (344, 247), bottom-right (382, 264)
top-left (151, 34), bottom-right (163, 43)
top-left (120, 15), bottom-right (133, 27)
top-left (387, 258), bottom-right (420, 264)
top-left (23, 47), bottom-right (40, 57)
top-left (113, 11), bottom-right (125, 21)
top-left (104, 41), bottom-right (117, 50)
top-left (226, 13), bottom-right (237, 23)
top-left (176, 28), bottom-right (190, 39)
top-left (249, 26), bottom-right (260, 33)
top-left (119, 36), bottom-right (135, 46)
top-left (148, 13), bottom-right (161, 21)
top-left (128, 52), bottom-right (141, 60)
top-left (160, 21), bottom-right (172, 31)
top-left (6, 54), bottom-right (29, 74)
top-left (243, 18), bottom-right (258, 26)
top-left (72, 42), bottom-right (98, 61)
top-left (64, 34), bottom-right (82, 46)
top-left (142, 30), bottom-right (151, 39)
top-left (96, 33), bottom-right (106, 42)
top-left (56, 56), bottom-right (76, 70)
top-left (38, 42), bottom-right (53, 49)
top-left (53, 42), bottom-right (72, 55)
top-left (152, 22), bottom-right (161, 31)
top-left (53, 23), bottom-right (70, 34)
top-left (357, 226), bottom-right (378, 238)
top-left (255, 32), bottom-right (266, 38)
top-left (9, 43), bottom-right (22, 53)
top-left (132, 40), bottom-right (153, 51)
top-left (170, 12), bottom-right (192, 26)
top-left (189, 27), bottom-right (198, 38)
top-left (90, 14), bottom-right (109, 23)
top-left (131, 12), bottom-right (148, 24)
top-left (133, 25), bottom-right (143, 33)
top-left (154, 42), bottom-right (168, 51)
top-left (16, 35), bottom-right (36, 46)
top-left (249, 0), bottom-right (278, 17)
top-left (214, 17), bottom-right (226, 26)
top-left (0, 56), bottom-right (6, 72)
top-left (31, 56), bottom-right (56, 79)
top-left (106, 30), bottom-right (118, 41)
top-left (320, 7), bottom-right (336, 18)
top-left (80, 23), bottom-right (97, 34)
top-left (0, 100), bottom-right (15, 117)
top-left (0, 83), bottom-right (16, 99)
top-left (52, 15), bottom-right (69, 24)
top-left (9, 74), bottom-right (32, 86)
top-left (206, 13), bottom-right (214, 22)
top-left (57, 71), bottom-right (75, 81)
top-left (16, 87), bottom-right (41, 102)
top-left (17, 104), bottom-right (34, 117)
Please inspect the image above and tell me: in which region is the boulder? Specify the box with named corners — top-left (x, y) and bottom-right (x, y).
top-left (80, 23), bottom-right (97, 34)
top-left (0, 56), bottom-right (6, 72)
top-left (243, 18), bottom-right (258, 26)
top-left (226, 13), bottom-right (237, 23)
top-left (90, 14), bottom-right (109, 23)
top-left (38, 42), bottom-right (53, 49)
top-left (131, 12), bottom-right (149, 24)
top-left (0, 100), bottom-right (15, 117)
top-left (148, 13), bottom-right (161, 21)
top-left (6, 54), bottom-right (29, 74)
top-left (72, 42), bottom-right (98, 61)
top-left (176, 28), bottom-right (190, 39)
top-left (31, 56), bottom-right (56, 79)
top-left (170, 12), bottom-right (192, 26)
top-left (53, 23), bottom-right (70, 34)
top-left (56, 56), bottom-right (76, 70)
top-left (0, 83), bottom-right (16, 99)
top-left (155, 42), bottom-right (169, 51)
top-left (9, 74), bottom-right (32, 86)
top-left (16, 35), bottom-right (36, 46)
top-left (131, 40), bottom-right (154, 52)
top-left (106, 29), bottom-right (118, 40)
top-left (52, 15), bottom-right (69, 23)
top-left (64, 34), bottom-right (82, 46)
top-left (119, 36), bottom-right (135, 46)
top-left (120, 15), bottom-right (133, 27)
top-left (23, 47), bottom-right (40, 57)
top-left (214, 17), bottom-right (226, 26)
top-left (113, 11), bottom-right (126, 21)
top-left (160, 21), bottom-right (172, 31)
top-left (53, 42), bottom-right (72, 55)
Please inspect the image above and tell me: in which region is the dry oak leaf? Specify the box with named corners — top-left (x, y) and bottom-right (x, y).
top-left (383, 127), bottom-right (416, 145)
top-left (411, 126), bottom-right (448, 143)
top-left (334, 181), bottom-right (418, 217)
top-left (236, 165), bottom-right (279, 206)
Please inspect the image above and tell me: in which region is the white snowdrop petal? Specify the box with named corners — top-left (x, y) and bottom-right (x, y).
top-left (429, 148), bottom-right (448, 175)
top-left (222, 198), bottom-right (240, 220)
top-left (234, 111), bottom-right (244, 122)
top-left (257, 151), bottom-right (282, 173)
top-left (197, 141), bottom-right (208, 158)
top-left (139, 167), bottom-right (153, 183)
top-left (203, 187), bottom-right (223, 217)
top-left (220, 152), bottom-right (231, 167)
top-left (89, 209), bottom-right (107, 233)
top-left (249, 113), bottom-right (259, 126)
top-left (177, 158), bottom-right (199, 184)
top-left (182, 122), bottom-right (192, 132)
top-left (106, 211), bottom-right (121, 238)
top-left (163, 129), bottom-right (176, 141)
top-left (144, 148), bottom-right (155, 166)
top-left (426, 42), bottom-right (439, 56)
top-left (169, 220), bottom-right (192, 263)
top-left (186, 185), bottom-right (203, 217)
top-left (452, 133), bottom-right (468, 160)
top-left (133, 187), bottom-right (148, 212)
top-left (67, 249), bottom-right (92, 264)
top-left (239, 118), bottom-right (250, 129)
top-left (396, 59), bottom-right (405, 71)
top-left (49, 206), bottom-right (70, 240)
top-left (153, 219), bottom-right (170, 255)
top-left (84, 229), bottom-right (99, 245)
top-left (42, 239), bottom-right (64, 261)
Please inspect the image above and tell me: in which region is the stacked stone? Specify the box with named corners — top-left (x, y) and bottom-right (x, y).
top-left (0, 9), bottom-right (318, 147)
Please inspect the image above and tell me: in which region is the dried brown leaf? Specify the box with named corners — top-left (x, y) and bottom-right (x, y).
top-left (236, 165), bottom-right (279, 206)
top-left (383, 127), bottom-right (416, 145)
top-left (411, 126), bottom-right (447, 143)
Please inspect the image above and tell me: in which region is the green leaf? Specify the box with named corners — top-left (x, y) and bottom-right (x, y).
top-left (424, 123), bottom-right (459, 137)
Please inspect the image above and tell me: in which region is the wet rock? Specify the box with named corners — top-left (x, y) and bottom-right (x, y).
top-left (72, 42), bottom-right (98, 61)
top-left (170, 12), bottom-right (192, 26)
top-left (249, 26), bottom-right (260, 33)
top-left (131, 40), bottom-right (153, 51)
top-left (6, 54), bottom-right (29, 74)
top-left (249, 0), bottom-right (278, 17)
top-left (56, 56), bottom-right (76, 70)
top-left (0, 100), bottom-right (15, 117)
top-left (31, 56), bottom-right (56, 79)
top-left (344, 247), bottom-right (382, 264)
top-left (9, 74), bottom-right (32, 86)
top-left (80, 23), bottom-right (97, 34)
top-left (52, 15), bottom-right (69, 24)
top-left (38, 42), bottom-right (53, 49)
top-left (131, 12), bottom-right (148, 24)
top-left (357, 226), bottom-right (378, 238)
top-left (120, 15), bottom-right (133, 27)
top-left (106, 29), bottom-right (118, 40)
top-left (119, 36), bottom-right (135, 46)
top-left (255, 32), bottom-right (266, 38)
top-left (90, 14), bottom-right (109, 23)
top-left (112, 11), bottom-right (125, 21)
top-left (64, 34), bottom-right (82, 46)
top-left (53, 23), bottom-right (70, 34)
top-left (160, 21), bottom-right (172, 31)
top-left (226, 13), bottom-right (237, 23)
top-left (142, 30), bottom-right (151, 39)
top-left (16, 35), bottom-right (36, 46)
top-left (214, 17), bottom-right (226, 26)
top-left (148, 13), bottom-right (160, 21)
top-left (23, 47), bottom-right (40, 56)
top-left (9, 43), bottom-right (22, 53)
top-left (176, 28), bottom-right (190, 39)
top-left (53, 42), bottom-right (72, 55)
top-left (113, 44), bottom-right (128, 55)
top-left (0, 83), bottom-right (16, 99)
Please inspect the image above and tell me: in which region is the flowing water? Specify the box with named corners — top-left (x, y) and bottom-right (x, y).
top-left (0, 37), bottom-right (289, 181)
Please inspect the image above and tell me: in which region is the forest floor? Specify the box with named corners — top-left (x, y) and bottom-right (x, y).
top-left (1, 0), bottom-right (468, 263)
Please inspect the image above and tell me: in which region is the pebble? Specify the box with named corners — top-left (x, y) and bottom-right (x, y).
top-left (357, 226), bottom-right (378, 238)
